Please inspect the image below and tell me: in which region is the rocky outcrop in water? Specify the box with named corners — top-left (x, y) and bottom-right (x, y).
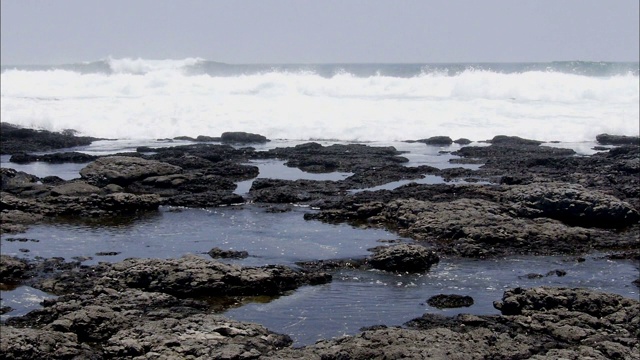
top-left (427, 294), bottom-right (474, 308)
top-left (596, 133), bottom-right (639, 146)
top-left (30, 254), bottom-right (330, 297)
top-left (0, 123), bottom-right (101, 155)
top-left (368, 244), bottom-right (439, 272)
top-left (80, 156), bottom-right (184, 187)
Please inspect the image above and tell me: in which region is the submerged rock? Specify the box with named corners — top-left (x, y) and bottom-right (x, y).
top-left (427, 294), bottom-right (474, 308)
top-left (208, 247), bottom-right (249, 259)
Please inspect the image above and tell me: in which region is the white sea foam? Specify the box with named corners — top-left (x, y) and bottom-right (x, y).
top-left (1, 59), bottom-right (638, 142)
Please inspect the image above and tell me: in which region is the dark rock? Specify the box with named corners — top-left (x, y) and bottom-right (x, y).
top-left (259, 143), bottom-right (408, 173)
top-left (427, 294), bottom-right (474, 308)
top-left (489, 135), bottom-right (544, 146)
top-left (368, 244), bottom-right (439, 272)
top-left (34, 255), bottom-right (331, 297)
top-left (596, 133), bottom-right (639, 146)
top-left (1, 168), bottom-right (40, 193)
top-left (208, 247), bottom-right (249, 259)
top-left (0, 306), bottom-right (14, 314)
top-left (521, 273), bottom-right (544, 279)
top-left (220, 131), bottom-right (269, 144)
top-left (0, 326), bottom-right (100, 359)
top-left (50, 181), bottom-right (101, 196)
top-left (80, 156), bottom-right (183, 187)
top-left (504, 182), bottom-right (639, 228)
top-left (10, 151), bottom-right (99, 164)
top-left (0, 210), bottom-right (44, 234)
top-left (40, 176), bottom-right (66, 185)
top-left (546, 269), bottom-right (567, 277)
top-left (0, 255), bottom-right (30, 282)
top-left (453, 138), bottom-right (472, 145)
top-left (295, 258), bottom-right (366, 272)
top-left (195, 135), bottom-right (222, 142)
top-left (271, 287), bottom-right (639, 359)
top-left (173, 136), bottom-right (196, 141)
top-left (342, 164), bottom-right (439, 189)
top-left (95, 252), bottom-right (120, 256)
top-left (493, 286), bottom-right (638, 317)
top-left (0, 123), bottom-right (100, 155)
top-left (415, 136), bottom-right (453, 145)
top-left (147, 143), bottom-right (255, 164)
top-left (250, 179), bottom-right (345, 204)
top-left (166, 191), bottom-right (244, 207)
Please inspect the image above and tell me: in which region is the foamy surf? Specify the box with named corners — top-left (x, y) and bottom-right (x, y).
top-left (1, 58), bottom-right (638, 142)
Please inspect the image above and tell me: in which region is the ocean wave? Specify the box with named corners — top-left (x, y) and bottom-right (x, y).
top-left (2, 58), bottom-right (639, 77)
top-left (1, 60), bottom-right (638, 142)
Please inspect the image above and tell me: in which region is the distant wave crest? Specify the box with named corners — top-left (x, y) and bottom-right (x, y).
top-left (2, 58), bottom-right (638, 77)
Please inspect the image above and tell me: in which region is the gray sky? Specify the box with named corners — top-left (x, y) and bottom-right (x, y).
top-left (1, 0), bottom-right (638, 65)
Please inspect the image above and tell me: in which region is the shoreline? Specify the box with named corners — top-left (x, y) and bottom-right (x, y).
top-left (1, 124), bottom-right (639, 358)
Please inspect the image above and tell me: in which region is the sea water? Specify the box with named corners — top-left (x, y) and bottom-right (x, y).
top-left (1, 58), bottom-right (638, 142)
top-left (1, 59), bottom-right (639, 345)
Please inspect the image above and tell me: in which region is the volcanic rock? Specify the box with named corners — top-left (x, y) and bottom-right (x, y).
top-left (368, 244), bottom-right (439, 272)
top-left (427, 294), bottom-right (474, 308)
top-left (596, 133), bottom-right (639, 146)
top-left (80, 156), bottom-right (183, 187)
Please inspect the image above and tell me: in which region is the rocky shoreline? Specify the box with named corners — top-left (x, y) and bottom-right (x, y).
top-left (1, 123), bottom-right (638, 359)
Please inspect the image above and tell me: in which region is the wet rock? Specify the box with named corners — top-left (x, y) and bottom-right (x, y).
top-left (0, 209), bottom-right (44, 234)
top-left (260, 143), bottom-right (408, 173)
top-left (95, 252), bottom-right (120, 256)
top-left (166, 191), bottom-right (244, 207)
top-left (453, 138), bottom-right (472, 145)
top-left (426, 294), bottom-right (474, 308)
top-left (596, 133), bottom-right (639, 146)
top-left (377, 197), bottom-right (598, 256)
top-left (0, 123), bottom-right (99, 155)
top-left (103, 314), bottom-right (290, 359)
top-left (45, 192), bottom-right (162, 216)
top-left (295, 258), bottom-right (366, 272)
top-left (208, 247), bottom-right (249, 259)
top-left (504, 182), bottom-right (639, 228)
top-left (147, 143), bottom-right (255, 164)
top-left (342, 164), bottom-right (439, 189)
top-left (0, 255), bottom-right (30, 282)
top-left (0, 326), bottom-right (100, 359)
top-left (34, 255), bottom-right (331, 297)
top-left (249, 179), bottom-right (346, 204)
top-left (9, 151), bottom-right (99, 164)
top-left (271, 287), bottom-right (639, 360)
top-left (50, 181), bottom-right (101, 196)
top-left (488, 135), bottom-right (544, 146)
top-left (368, 244), bottom-right (439, 272)
top-left (195, 135), bottom-right (221, 142)
top-left (0, 168), bottom-right (40, 193)
top-left (493, 286), bottom-right (638, 317)
top-left (40, 176), bottom-right (66, 186)
top-left (221, 131), bottom-right (269, 144)
top-left (415, 136), bottom-right (453, 145)
top-left (80, 156), bottom-right (183, 187)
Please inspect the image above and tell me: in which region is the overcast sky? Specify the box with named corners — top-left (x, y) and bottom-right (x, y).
top-left (1, 0), bottom-right (638, 65)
